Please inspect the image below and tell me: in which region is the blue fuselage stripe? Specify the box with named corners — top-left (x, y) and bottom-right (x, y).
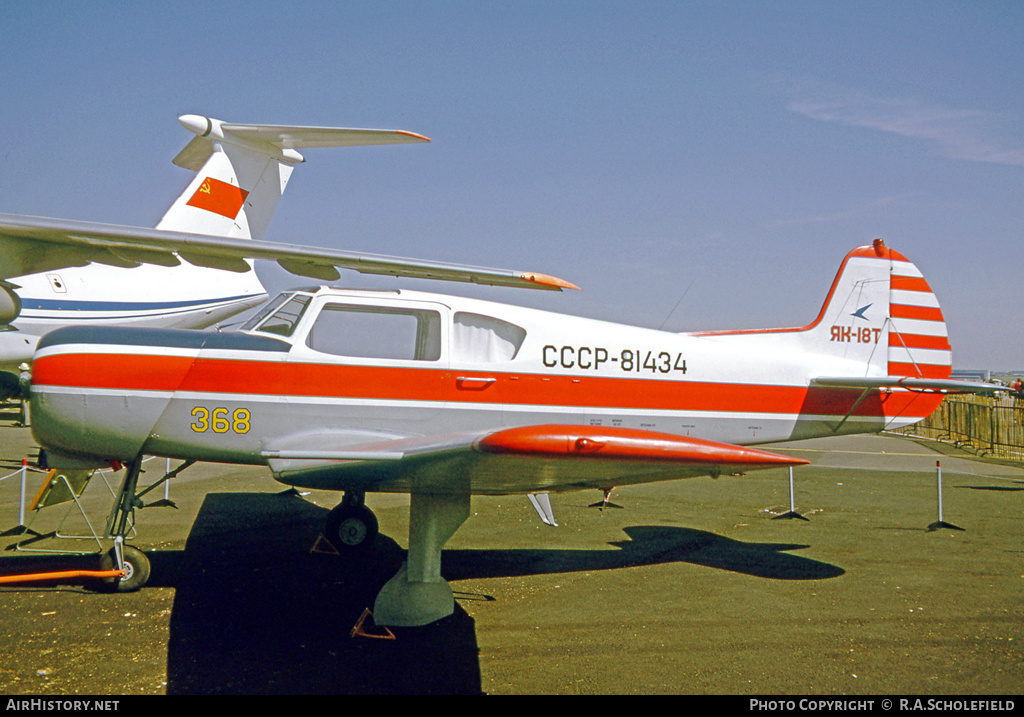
top-left (21, 293), bottom-right (266, 313)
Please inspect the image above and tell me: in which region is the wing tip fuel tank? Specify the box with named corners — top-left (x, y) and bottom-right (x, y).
top-left (475, 425), bottom-right (809, 467)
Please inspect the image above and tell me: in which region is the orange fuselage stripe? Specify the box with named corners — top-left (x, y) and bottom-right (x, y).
top-left (32, 352), bottom-right (945, 419)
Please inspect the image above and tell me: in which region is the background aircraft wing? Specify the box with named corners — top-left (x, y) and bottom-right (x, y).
top-left (0, 213), bottom-right (579, 291)
top-left (262, 424), bottom-right (808, 495)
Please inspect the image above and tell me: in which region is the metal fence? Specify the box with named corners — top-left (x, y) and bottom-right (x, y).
top-left (894, 394), bottom-right (1024, 462)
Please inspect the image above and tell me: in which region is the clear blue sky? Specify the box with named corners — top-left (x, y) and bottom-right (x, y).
top-left (1, 1), bottom-right (1021, 369)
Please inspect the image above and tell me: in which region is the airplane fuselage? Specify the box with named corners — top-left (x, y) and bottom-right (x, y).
top-left (29, 284), bottom-right (945, 491)
top-left (0, 262), bottom-right (267, 370)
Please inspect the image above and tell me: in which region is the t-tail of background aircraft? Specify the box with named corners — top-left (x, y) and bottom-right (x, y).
top-left (0, 115), bottom-right (433, 373)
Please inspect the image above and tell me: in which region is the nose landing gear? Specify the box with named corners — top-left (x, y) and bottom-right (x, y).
top-left (99, 538), bottom-right (150, 592)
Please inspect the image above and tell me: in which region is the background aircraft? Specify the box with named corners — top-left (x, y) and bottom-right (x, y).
top-left (0, 114), bottom-right (573, 381)
top-left (27, 237), bottom-right (999, 626)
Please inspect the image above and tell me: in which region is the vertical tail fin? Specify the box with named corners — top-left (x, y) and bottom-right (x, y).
top-left (806, 239), bottom-right (952, 380)
top-left (156, 115), bottom-right (430, 240)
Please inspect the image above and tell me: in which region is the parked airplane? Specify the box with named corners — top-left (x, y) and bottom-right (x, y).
top-left (27, 237), bottom-right (999, 626)
top-left (0, 114), bottom-right (572, 380)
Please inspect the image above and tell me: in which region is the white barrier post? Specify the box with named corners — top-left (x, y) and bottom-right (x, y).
top-left (774, 465), bottom-right (808, 521)
top-left (18, 459), bottom-right (27, 527)
top-left (928, 459), bottom-right (963, 531)
top-left (789, 466), bottom-right (796, 514)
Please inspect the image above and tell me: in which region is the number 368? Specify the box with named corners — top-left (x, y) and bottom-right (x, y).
top-left (190, 407), bottom-right (251, 434)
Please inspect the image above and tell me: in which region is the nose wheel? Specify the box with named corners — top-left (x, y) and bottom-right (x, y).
top-left (324, 492), bottom-right (378, 552)
top-left (99, 540), bottom-right (151, 592)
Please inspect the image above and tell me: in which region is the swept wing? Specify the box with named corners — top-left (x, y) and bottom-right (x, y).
top-left (0, 213), bottom-right (579, 291)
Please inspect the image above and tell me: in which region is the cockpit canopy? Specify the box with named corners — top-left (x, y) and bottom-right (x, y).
top-left (240, 289), bottom-right (528, 364)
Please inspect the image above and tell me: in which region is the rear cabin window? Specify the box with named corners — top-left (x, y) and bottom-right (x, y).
top-left (306, 304), bottom-right (442, 361)
top-left (452, 312), bottom-right (526, 363)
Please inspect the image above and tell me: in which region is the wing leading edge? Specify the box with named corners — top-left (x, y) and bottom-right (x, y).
top-left (0, 213), bottom-right (579, 291)
top-left (263, 424), bottom-right (808, 495)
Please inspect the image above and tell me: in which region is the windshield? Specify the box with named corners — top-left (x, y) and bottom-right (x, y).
top-left (241, 292), bottom-right (313, 337)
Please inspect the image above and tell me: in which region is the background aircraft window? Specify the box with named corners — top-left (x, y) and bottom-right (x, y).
top-left (452, 311), bottom-right (526, 362)
top-left (248, 294), bottom-right (311, 337)
top-left (307, 304), bottom-right (442, 361)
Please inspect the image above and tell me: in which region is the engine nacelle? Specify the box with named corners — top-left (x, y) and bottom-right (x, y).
top-left (0, 284), bottom-right (21, 326)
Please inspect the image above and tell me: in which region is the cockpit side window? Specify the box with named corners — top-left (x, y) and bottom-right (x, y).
top-left (452, 312), bottom-right (527, 362)
top-left (306, 304), bottom-right (442, 361)
top-left (242, 293), bottom-right (312, 338)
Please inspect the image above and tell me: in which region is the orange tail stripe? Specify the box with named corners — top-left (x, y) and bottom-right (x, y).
top-left (890, 304), bottom-right (945, 322)
top-left (890, 276), bottom-right (934, 292)
top-left (887, 362), bottom-right (952, 379)
top-left (889, 333), bottom-right (952, 350)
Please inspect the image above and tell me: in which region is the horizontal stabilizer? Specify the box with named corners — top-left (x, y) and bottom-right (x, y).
top-left (216, 121), bottom-right (431, 150)
top-left (812, 376), bottom-right (1004, 394)
top-left (172, 114), bottom-right (431, 169)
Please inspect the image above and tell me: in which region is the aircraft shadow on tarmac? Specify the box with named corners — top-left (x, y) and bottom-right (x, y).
top-left (151, 492), bottom-right (843, 695)
top-left (442, 525), bottom-right (845, 583)
top-left (155, 492), bottom-right (478, 695)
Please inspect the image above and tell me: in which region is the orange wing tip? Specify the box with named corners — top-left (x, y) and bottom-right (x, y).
top-left (519, 273), bottom-right (581, 291)
top-left (477, 425), bottom-right (809, 466)
top-left (395, 130), bottom-right (432, 142)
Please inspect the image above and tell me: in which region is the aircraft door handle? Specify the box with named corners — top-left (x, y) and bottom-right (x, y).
top-left (456, 376), bottom-right (497, 390)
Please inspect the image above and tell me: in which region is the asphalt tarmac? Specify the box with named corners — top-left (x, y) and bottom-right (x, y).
top-left (0, 412), bottom-right (1021, 695)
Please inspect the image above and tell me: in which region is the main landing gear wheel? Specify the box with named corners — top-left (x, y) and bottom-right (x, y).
top-left (100, 545), bottom-right (151, 592)
top-left (324, 503), bottom-right (379, 552)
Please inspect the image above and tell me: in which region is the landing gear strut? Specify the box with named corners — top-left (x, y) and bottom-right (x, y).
top-left (374, 490), bottom-right (470, 627)
top-left (321, 489), bottom-right (472, 626)
top-left (9, 454), bottom-right (190, 591)
top-left (102, 455), bottom-right (190, 591)
top-left (100, 457), bottom-right (152, 592)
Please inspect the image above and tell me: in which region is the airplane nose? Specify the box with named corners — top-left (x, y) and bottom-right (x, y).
top-left (28, 327), bottom-right (197, 467)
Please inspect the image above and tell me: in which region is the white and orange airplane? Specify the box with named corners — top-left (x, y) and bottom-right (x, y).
top-left (0, 114), bottom-right (569, 381)
top-left (26, 229), bottom-right (999, 625)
